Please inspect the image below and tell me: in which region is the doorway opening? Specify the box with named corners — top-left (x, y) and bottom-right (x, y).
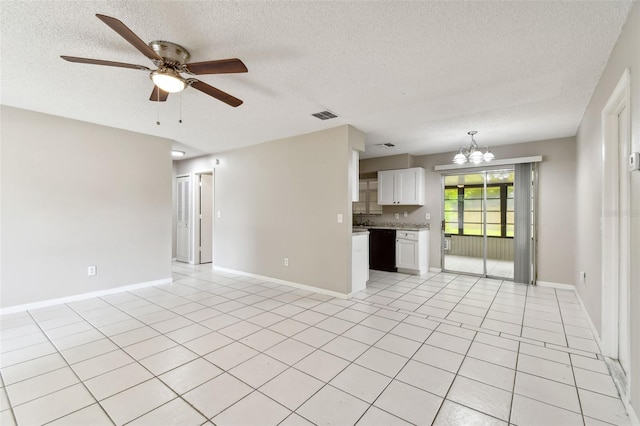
top-left (175, 171), bottom-right (214, 265)
top-left (601, 68), bottom-right (631, 392)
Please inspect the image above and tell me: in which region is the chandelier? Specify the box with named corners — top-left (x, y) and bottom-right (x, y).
top-left (453, 131), bottom-right (495, 164)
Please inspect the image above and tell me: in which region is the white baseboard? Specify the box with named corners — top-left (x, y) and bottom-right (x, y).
top-left (212, 266), bottom-right (349, 300)
top-left (429, 267), bottom-right (442, 273)
top-left (623, 398), bottom-right (640, 426)
top-left (0, 277), bottom-right (173, 315)
top-left (536, 280), bottom-right (575, 290)
top-left (572, 286), bottom-right (604, 351)
top-left (571, 286), bottom-right (639, 425)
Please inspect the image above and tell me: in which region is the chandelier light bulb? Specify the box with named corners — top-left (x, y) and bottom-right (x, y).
top-left (454, 152), bottom-right (467, 164)
top-left (469, 150), bottom-right (483, 164)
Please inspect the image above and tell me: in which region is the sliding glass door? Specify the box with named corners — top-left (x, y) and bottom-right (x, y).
top-left (441, 169), bottom-right (516, 280)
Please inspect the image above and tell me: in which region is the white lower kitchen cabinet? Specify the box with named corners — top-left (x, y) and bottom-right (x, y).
top-left (352, 232), bottom-right (369, 293)
top-left (396, 230), bottom-right (428, 275)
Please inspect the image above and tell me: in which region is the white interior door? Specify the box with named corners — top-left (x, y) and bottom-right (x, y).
top-left (618, 105), bottom-right (630, 377)
top-left (199, 174), bottom-right (213, 264)
top-left (176, 176), bottom-right (190, 263)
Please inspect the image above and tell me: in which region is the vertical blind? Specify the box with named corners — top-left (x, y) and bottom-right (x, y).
top-left (513, 163), bottom-right (534, 284)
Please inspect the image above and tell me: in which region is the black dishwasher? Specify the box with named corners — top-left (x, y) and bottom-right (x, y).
top-left (368, 229), bottom-right (397, 272)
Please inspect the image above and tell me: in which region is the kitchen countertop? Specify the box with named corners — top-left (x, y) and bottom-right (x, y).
top-left (352, 229), bottom-right (370, 235)
top-left (353, 224), bottom-right (429, 232)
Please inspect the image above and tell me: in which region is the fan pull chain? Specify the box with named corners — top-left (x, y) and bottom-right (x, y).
top-left (179, 93), bottom-right (183, 124)
top-left (156, 90), bottom-right (161, 125)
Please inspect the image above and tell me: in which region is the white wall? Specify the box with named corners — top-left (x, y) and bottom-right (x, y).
top-left (359, 136), bottom-right (577, 286)
top-left (175, 125), bottom-right (364, 294)
top-left (575, 1), bottom-right (640, 414)
top-left (0, 106), bottom-right (173, 308)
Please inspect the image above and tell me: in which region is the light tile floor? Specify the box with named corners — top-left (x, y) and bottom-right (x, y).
top-left (443, 255), bottom-right (515, 279)
top-left (0, 263), bottom-right (631, 425)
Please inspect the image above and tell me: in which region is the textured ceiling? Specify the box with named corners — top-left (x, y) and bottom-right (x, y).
top-left (0, 1), bottom-right (632, 159)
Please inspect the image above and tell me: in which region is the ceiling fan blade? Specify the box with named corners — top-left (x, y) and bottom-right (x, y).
top-left (186, 58), bottom-right (248, 75)
top-left (95, 14), bottom-right (162, 62)
top-left (61, 56), bottom-right (150, 71)
top-left (189, 80), bottom-right (243, 107)
top-left (150, 86), bottom-right (169, 102)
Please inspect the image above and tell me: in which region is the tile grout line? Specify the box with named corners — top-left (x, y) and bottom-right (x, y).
top-left (23, 309), bottom-right (116, 426)
top-left (553, 287), bottom-right (589, 426)
top-left (77, 269), bottom-right (371, 424)
top-left (0, 265), bottom-right (620, 425)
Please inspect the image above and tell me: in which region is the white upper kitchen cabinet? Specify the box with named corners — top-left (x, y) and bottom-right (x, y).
top-left (353, 179), bottom-right (383, 215)
top-left (377, 167), bottom-right (425, 205)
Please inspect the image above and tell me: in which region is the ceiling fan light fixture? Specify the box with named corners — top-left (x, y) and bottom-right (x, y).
top-left (151, 68), bottom-right (187, 93)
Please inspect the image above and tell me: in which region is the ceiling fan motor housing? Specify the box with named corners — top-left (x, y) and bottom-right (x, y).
top-left (149, 40), bottom-right (191, 67)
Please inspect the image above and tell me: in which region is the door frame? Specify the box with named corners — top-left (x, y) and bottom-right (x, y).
top-left (600, 68), bottom-right (631, 386)
top-left (440, 168), bottom-right (516, 280)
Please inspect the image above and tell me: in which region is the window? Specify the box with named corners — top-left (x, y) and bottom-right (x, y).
top-left (353, 179), bottom-right (383, 215)
top-left (444, 178), bottom-right (514, 238)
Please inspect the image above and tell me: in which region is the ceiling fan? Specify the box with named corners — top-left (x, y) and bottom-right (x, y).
top-left (61, 14), bottom-right (247, 107)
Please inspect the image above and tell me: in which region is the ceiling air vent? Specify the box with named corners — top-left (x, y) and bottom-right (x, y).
top-left (377, 143), bottom-right (395, 148)
top-left (311, 111), bottom-right (338, 120)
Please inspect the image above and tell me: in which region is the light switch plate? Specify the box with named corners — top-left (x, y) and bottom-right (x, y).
top-left (425, 213), bottom-right (430, 220)
top-left (337, 213), bottom-right (343, 223)
top-left (394, 213), bottom-right (400, 219)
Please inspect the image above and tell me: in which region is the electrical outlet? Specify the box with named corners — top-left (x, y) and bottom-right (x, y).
top-left (425, 213), bottom-right (430, 220)
top-left (217, 211), bottom-right (221, 218)
top-left (394, 213), bottom-right (400, 219)
top-left (284, 258), bottom-right (289, 267)
top-left (403, 212), bottom-right (408, 218)
top-left (87, 265), bottom-right (97, 276)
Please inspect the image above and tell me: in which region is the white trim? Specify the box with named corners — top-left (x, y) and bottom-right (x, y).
top-left (434, 156), bottom-right (542, 171)
top-left (574, 287), bottom-right (605, 356)
top-left (212, 266), bottom-right (349, 299)
top-left (536, 280), bottom-right (575, 290)
top-left (429, 267), bottom-right (442, 273)
top-left (601, 68), bottom-right (631, 365)
top-left (573, 284), bottom-right (639, 426)
top-left (0, 277), bottom-right (173, 315)
top-left (620, 390), bottom-right (640, 426)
